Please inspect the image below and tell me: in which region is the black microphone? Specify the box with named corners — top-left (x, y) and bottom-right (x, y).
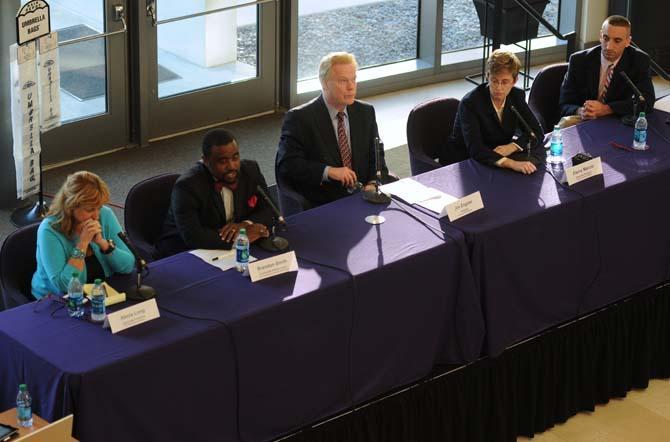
top-left (619, 71), bottom-right (647, 126)
top-left (254, 186), bottom-right (289, 253)
top-left (117, 232), bottom-right (156, 301)
top-left (510, 105), bottom-right (537, 141)
top-left (117, 231), bottom-right (147, 270)
top-left (362, 137), bottom-right (391, 204)
top-left (256, 185), bottom-right (285, 225)
top-left (619, 71), bottom-right (646, 103)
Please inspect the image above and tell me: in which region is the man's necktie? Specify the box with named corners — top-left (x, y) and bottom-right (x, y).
top-left (336, 112), bottom-right (352, 169)
top-left (600, 64), bottom-right (614, 103)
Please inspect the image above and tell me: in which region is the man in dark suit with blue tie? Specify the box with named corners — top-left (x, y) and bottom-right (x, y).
top-left (559, 15), bottom-right (655, 120)
top-left (276, 52), bottom-right (389, 207)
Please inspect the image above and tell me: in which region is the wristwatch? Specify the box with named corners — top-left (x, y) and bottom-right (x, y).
top-left (102, 239), bottom-right (116, 255)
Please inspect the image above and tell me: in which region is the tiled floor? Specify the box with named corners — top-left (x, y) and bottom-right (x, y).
top-left (519, 379), bottom-right (670, 441)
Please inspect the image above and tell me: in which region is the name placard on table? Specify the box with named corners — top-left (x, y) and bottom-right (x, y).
top-left (566, 157), bottom-right (603, 186)
top-left (442, 191), bottom-right (484, 221)
top-left (103, 298), bottom-right (160, 334)
top-left (248, 251), bottom-right (298, 282)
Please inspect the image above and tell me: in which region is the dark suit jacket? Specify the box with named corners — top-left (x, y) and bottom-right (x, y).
top-left (446, 83), bottom-right (545, 167)
top-left (276, 95), bottom-right (388, 206)
top-left (156, 160), bottom-right (274, 258)
top-left (559, 45), bottom-right (655, 117)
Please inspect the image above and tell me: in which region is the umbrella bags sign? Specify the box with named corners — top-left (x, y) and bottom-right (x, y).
top-left (10, 42), bottom-right (41, 199)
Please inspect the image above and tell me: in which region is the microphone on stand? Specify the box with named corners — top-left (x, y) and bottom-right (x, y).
top-left (117, 232), bottom-right (157, 301)
top-left (362, 137), bottom-right (391, 204)
top-left (255, 185), bottom-right (290, 253)
top-left (619, 71), bottom-right (647, 127)
top-left (510, 105), bottom-right (537, 160)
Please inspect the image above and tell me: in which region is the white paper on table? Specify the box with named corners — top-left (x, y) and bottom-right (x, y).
top-left (416, 188), bottom-right (458, 214)
top-left (379, 178), bottom-right (442, 204)
top-left (654, 94), bottom-right (670, 113)
top-left (189, 249), bottom-right (257, 272)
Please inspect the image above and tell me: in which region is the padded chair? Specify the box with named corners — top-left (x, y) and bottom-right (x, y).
top-left (274, 152), bottom-right (313, 218)
top-left (528, 62), bottom-right (569, 134)
top-left (406, 97), bottom-right (462, 175)
top-left (0, 223), bottom-right (39, 310)
top-left (124, 173), bottom-right (180, 262)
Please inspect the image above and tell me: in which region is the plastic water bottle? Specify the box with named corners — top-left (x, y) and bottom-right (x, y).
top-left (548, 125), bottom-right (564, 163)
top-left (67, 272), bottom-right (84, 318)
top-left (633, 111), bottom-right (648, 150)
top-left (235, 228), bottom-right (250, 274)
top-left (90, 278), bottom-right (106, 322)
top-left (16, 384), bottom-right (33, 428)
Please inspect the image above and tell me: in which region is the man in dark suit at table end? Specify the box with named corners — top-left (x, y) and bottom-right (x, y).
top-left (155, 129), bottom-right (274, 258)
top-left (559, 15), bottom-right (655, 120)
top-left (276, 52), bottom-right (391, 207)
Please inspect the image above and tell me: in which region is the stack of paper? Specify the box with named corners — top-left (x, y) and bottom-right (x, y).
top-left (380, 178), bottom-right (457, 215)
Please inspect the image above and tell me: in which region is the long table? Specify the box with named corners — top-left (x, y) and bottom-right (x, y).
top-left (1, 112), bottom-right (670, 441)
top-left (0, 191), bottom-right (482, 441)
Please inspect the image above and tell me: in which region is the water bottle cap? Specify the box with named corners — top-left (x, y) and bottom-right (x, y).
top-left (19, 384), bottom-right (27, 391)
top-left (239, 228), bottom-right (246, 234)
top-left (94, 279), bottom-right (102, 285)
top-left (639, 112), bottom-right (646, 117)
top-left (554, 125), bottom-right (560, 130)
top-left (71, 272), bottom-right (79, 278)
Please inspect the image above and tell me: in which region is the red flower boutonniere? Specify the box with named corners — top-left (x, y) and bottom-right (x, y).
top-left (248, 194), bottom-right (258, 208)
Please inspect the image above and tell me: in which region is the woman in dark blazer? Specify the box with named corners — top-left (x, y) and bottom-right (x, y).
top-left (444, 50), bottom-right (545, 174)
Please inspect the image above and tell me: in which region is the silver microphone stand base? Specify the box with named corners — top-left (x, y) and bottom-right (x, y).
top-left (365, 215), bottom-right (386, 225)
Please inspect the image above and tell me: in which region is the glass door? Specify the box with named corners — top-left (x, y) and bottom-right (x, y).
top-left (144, 0), bottom-right (277, 141)
top-left (30, 0), bottom-right (130, 165)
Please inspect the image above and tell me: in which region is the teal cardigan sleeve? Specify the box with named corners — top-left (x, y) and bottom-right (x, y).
top-left (36, 223), bottom-right (84, 294)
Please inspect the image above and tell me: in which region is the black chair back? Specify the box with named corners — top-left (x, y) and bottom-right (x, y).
top-left (124, 173), bottom-right (179, 262)
top-left (407, 97), bottom-right (461, 175)
top-left (0, 223), bottom-right (39, 310)
top-left (529, 63), bottom-right (569, 134)
top-left (274, 152), bottom-right (312, 217)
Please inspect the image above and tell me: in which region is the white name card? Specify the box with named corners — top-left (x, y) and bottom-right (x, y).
top-left (443, 191), bottom-right (484, 221)
top-left (566, 157), bottom-right (603, 186)
top-left (248, 251), bottom-right (298, 282)
top-left (104, 298), bottom-right (160, 334)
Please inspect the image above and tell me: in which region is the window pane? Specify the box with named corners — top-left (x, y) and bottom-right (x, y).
top-left (297, 0), bottom-right (419, 81)
top-left (538, 0), bottom-right (559, 37)
top-left (157, 2), bottom-right (258, 99)
top-left (22, 0), bottom-right (108, 122)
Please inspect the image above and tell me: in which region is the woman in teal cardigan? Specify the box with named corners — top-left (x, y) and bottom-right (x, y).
top-left (31, 171), bottom-right (136, 299)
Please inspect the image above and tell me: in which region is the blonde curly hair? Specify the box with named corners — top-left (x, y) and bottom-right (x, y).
top-left (48, 171), bottom-right (110, 237)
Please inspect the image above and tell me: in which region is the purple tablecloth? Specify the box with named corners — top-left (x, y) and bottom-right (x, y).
top-left (0, 253), bottom-right (353, 442)
top-left (0, 196), bottom-right (483, 442)
top-left (281, 193), bottom-right (484, 404)
top-left (411, 111), bottom-right (670, 356)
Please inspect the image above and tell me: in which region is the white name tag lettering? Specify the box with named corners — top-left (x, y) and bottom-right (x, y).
top-left (248, 251), bottom-right (298, 282)
top-left (443, 191), bottom-right (484, 221)
top-left (104, 298), bottom-right (160, 334)
top-left (566, 157), bottom-right (603, 186)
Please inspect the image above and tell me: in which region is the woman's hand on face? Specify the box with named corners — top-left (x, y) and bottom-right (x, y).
top-left (78, 219), bottom-right (102, 245)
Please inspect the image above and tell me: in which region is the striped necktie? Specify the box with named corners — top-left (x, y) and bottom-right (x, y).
top-left (600, 64), bottom-right (614, 103)
top-left (336, 112), bottom-right (352, 169)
